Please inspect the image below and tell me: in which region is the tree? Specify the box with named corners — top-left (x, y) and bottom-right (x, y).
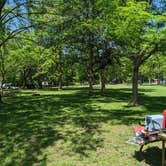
top-left (7, 33), bottom-right (48, 89)
top-left (50, 0), bottom-right (122, 95)
top-left (114, 0), bottom-right (166, 105)
top-left (140, 53), bottom-right (166, 84)
top-left (0, 0), bottom-right (43, 101)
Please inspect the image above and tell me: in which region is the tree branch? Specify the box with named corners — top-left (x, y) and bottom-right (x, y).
top-left (0, 0), bottom-right (7, 17)
top-left (0, 0), bottom-right (41, 21)
top-left (140, 44), bottom-right (158, 65)
top-left (0, 25), bottom-right (33, 47)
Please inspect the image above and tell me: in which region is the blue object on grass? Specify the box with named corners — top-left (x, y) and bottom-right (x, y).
top-left (144, 115), bottom-right (163, 131)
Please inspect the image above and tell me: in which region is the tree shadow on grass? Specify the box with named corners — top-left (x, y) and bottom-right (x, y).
top-left (0, 86), bottom-right (166, 165)
top-left (0, 98), bottom-right (63, 165)
top-left (139, 95), bottom-right (166, 114)
top-left (134, 146), bottom-right (162, 166)
top-left (85, 87), bottom-right (156, 103)
top-left (91, 87), bottom-right (166, 114)
top-left (0, 93), bottom-right (103, 165)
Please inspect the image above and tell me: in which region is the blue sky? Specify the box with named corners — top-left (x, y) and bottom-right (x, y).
top-left (152, 0), bottom-right (166, 11)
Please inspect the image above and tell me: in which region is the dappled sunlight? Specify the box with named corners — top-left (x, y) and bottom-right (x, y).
top-left (0, 85), bottom-right (166, 165)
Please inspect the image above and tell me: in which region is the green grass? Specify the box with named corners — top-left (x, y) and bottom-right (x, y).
top-left (0, 84), bottom-right (166, 166)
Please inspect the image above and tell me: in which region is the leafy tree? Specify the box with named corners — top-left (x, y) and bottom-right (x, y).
top-left (140, 53), bottom-right (166, 84)
top-left (51, 0), bottom-right (123, 94)
top-left (114, 0), bottom-right (166, 105)
top-left (0, 0), bottom-right (43, 101)
top-left (8, 33), bottom-right (47, 88)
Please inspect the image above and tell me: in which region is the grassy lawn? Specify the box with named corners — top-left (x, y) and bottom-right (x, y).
top-left (0, 84), bottom-right (166, 166)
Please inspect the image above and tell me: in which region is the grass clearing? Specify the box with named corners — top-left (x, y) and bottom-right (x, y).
top-left (0, 84), bottom-right (166, 166)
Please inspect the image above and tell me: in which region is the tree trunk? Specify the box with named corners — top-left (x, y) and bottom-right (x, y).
top-left (0, 1), bottom-right (7, 103)
top-left (0, 46), bottom-right (5, 103)
top-left (22, 71), bottom-right (26, 89)
top-left (130, 65), bottom-right (139, 106)
top-left (100, 68), bottom-right (106, 93)
top-left (88, 46), bottom-right (94, 96)
top-left (20, 70), bottom-right (27, 88)
top-left (38, 80), bottom-right (42, 89)
top-left (0, 76), bottom-right (3, 104)
top-left (58, 72), bottom-right (62, 91)
top-left (149, 78), bottom-right (151, 85)
top-left (22, 78), bottom-right (26, 88)
top-left (58, 53), bottom-right (63, 91)
top-left (0, 77), bottom-right (3, 104)
top-left (0, 94), bottom-right (2, 103)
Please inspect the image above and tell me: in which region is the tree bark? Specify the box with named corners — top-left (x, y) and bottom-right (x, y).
top-left (0, 0), bottom-right (6, 103)
top-left (0, 0), bottom-right (6, 15)
top-left (58, 53), bottom-right (63, 91)
top-left (149, 78), bottom-right (151, 85)
top-left (0, 63), bottom-right (4, 101)
top-left (100, 68), bottom-right (106, 93)
top-left (88, 46), bottom-right (94, 96)
top-left (130, 65), bottom-right (139, 106)
top-left (0, 46), bottom-right (5, 103)
top-left (38, 80), bottom-right (42, 89)
top-left (22, 71), bottom-right (26, 89)
top-left (20, 70), bottom-right (27, 88)
top-left (58, 71), bottom-right (62, 90)
top-left (0, 75), bottom-right (3, 104)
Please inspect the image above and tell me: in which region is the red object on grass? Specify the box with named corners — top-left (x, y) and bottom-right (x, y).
top-left (134, 125), bottom-right (145, 132)
top-left (162, 109), bottom-right (166, 128)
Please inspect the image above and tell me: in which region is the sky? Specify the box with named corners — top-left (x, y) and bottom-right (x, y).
top-left (152, 0), bottom-right (166, 11)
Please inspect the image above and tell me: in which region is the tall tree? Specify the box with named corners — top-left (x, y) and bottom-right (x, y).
top-left (0, 0), bottom-right (42, 101)
top-left (114, 0), bottom-right (166, 106)
top-left (52, 0), bottom-right (122, 95)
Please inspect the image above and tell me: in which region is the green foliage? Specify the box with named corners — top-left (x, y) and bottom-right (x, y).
top-left (1, 0), bottom-right (166, 90)
top-left (114, 0), bottom-right (165, 55)
top-left (140, 53), bottom-right (166, 80)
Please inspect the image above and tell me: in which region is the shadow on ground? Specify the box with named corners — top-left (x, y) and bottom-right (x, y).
top-left (134, 146), bottom-right (162, 166)
top-left (0, 86), bottom-right (166, 165)
top-left (0, 91), bottom-right (102, 165)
